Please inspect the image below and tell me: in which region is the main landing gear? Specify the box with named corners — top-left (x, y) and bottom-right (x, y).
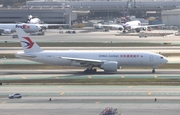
top-left (123, 30), bottom-right (126, 33)
top-left (152, 69), bottom-right (155, 73)
top-left (84, 69), bottom-right (97, 74)
top-left (83, 65), bottom-right (97, 74)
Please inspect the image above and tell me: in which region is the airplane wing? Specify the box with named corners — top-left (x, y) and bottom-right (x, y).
top-left (101, 24), bottom-right (123, 29)
top-left (130, 24), bottom-right (165, 29)
top-left (0, 28), bottom-right (8, 32)
top-left (39, 24), bottom-right (69, 27)
top-left (57, 56), bottom-right (104, 65)
top-left (0, 28), bottom-right (5, 31)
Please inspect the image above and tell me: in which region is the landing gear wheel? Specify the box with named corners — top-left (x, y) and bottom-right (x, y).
top-left (92, 69), bottom-right (97, 73)
top-left (152, 69), bottom-right (155, 73)
top-left (84, 69), bottom-right (88, 73)
top-left (83, 69), bottom-right (97, 74)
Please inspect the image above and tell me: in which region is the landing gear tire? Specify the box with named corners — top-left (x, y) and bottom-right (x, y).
top-left (152, 69), bottom-right (155, 73)
top-left (123, 30), bottom-right (126, 33)
top-left (92, 69), bottom-right (97, 73)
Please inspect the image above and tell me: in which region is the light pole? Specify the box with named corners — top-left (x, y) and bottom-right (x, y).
top-left (68, 6), bottom-right (72, 28)
top-left (63, 13), bottom-right (67, 24)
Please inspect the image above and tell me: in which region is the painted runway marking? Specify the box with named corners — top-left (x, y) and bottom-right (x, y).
top-left (60, 92), bottom-right (64, 95)
top-left (122, 76), bottom-right (124, 78)
top-left (96, 102), bottom-right (100, 104)
top-left (88, 76), bottom-right (92, 78)
top-left (148, 92), bottom-right (152, 95)
top-left (22, 76), bottom-right (26, 79)
top-left (2, 101), bottom-right (6, 104)
top-left (58, 86), bottom-right (62, 88)
top-left (154, 76), bottom-right (157, 78)
top-left (55, 76), bottom-right (59, 79)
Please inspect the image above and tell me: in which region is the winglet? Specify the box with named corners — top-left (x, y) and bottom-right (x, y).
top-left (15, 28), bottom-right (43, 53)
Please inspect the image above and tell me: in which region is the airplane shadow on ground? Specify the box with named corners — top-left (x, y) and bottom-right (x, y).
top-left (0, 70), bottom-right (168, 76)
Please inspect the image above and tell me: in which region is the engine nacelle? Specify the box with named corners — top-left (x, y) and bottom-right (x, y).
top-left (118, 27), bottom-right (124, 31)
top-left (4, 29), bottom-right (11, 34)
top-left (135, 28), bottom-right (141, 33)
top-left (142, 27), bottom-right (147, 31)
top-left (100, 61), bottom-right (118, 72)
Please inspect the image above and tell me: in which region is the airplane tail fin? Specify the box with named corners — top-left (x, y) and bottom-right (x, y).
top-left (15, 28), bottom-right (43, 53)
top-left (28, 15), bottom-right (33, 21)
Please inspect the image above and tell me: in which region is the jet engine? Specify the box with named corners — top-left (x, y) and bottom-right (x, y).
top-left (100, 61), bottom-right (118, 72)
top-left (118, 27), bottom-right (124, 31)
top-left (142, 27), bottom-right (147, 31)
top-left (135, 28), bottom-right (141, 33)
top-left (4, 29), bottom-right (12, 34)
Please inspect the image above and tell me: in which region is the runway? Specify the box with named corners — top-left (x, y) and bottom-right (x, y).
top-left (1, 85), bottom-right (180, 115)
top-left (1, 69), bottom-right (180, 81)
top-left (0, 29), bottom-right (179, 43)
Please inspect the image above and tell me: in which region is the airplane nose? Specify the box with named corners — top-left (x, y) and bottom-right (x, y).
top-left (37, 26), bottom-right (42, 31)
top-left (164, 57), bottom-right (168, 64)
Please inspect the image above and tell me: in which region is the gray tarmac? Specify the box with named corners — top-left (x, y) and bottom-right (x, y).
top-left (1, 85), bottom-right (180, 115)
top-left (1, 69), bottom-right (180, 80)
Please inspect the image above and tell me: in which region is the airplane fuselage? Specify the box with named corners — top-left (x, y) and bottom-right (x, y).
top-left (123, 20), bottom-right (141, 30)
top-left (0, 24), bottom-right (41, 34)
top-left (16, 51), bottom-right (167, 68)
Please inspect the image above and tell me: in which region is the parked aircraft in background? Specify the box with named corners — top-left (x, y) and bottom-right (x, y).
top-left (27, 15), bottom-right (69, 30)
top-left (94, 20), bottom-right (164, 33)
top-left (121, 20), bottom-right (165, 33)
top-left (0, 23), bottom-right (41, 35)
top-left (15, 28), bottom-right (168, 73)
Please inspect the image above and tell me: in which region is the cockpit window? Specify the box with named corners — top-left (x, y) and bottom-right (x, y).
top-left (161, 57), bottom-right (164, 59)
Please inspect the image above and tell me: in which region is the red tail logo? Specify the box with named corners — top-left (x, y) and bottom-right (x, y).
top-left (21, 37), bottom-right (34, 49)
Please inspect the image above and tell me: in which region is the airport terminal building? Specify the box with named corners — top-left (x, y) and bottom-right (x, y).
top-left (0, 7), bottom-right (77, 26)
top-left (26, 0), bottom-right (180, 18)
top-left (0, 0), bottom-right (179, 25)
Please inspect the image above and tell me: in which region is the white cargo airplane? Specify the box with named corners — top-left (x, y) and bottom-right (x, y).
top-left (98, 20), bottom-right (164, 33)
top-left (0, 23), bottom-right (41, 35)
top-left (15, 28), bottom-right (168, 73)
top-left (27, 15), bottom-right (68, 30)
